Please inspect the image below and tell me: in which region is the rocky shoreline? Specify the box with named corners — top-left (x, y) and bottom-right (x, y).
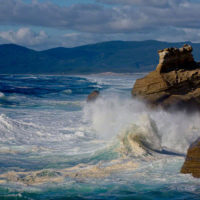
top-left (132, 44), bottom-right (200, 178)
top-left (132, 44), bottom-right (200, 111)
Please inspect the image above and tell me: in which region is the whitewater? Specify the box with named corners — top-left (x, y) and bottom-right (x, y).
top-left (0, 74), bottom-right (200, 199)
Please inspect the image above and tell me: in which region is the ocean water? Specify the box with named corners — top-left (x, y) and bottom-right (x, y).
top-left (0, 74), bottom-right (200, 199)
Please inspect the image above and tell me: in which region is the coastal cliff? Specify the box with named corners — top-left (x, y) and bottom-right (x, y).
top-left (132, 44), bottom-right (200, 110)
top-left (132, 44), bottom-right (200, 178)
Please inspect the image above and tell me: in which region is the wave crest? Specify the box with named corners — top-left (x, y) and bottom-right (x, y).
top-left (84, 95), bottom-right (200, 155)
top-left (118, 115), bottom-right (162, 158)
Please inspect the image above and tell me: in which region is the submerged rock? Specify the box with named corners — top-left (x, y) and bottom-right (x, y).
top-left (87, 90), bottom-right (100, 102)
top-left (181, 138), bottom-right (200, 178)
top-left (132, 44), bottom-right (200, 110)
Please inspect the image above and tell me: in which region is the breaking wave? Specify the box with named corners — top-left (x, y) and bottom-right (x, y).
top-left (83, 96), bottom-right (200, 156)
top-left (0, 113), bottom-right (87, 149)
top-left (0, 92), bottom-right (5, 98)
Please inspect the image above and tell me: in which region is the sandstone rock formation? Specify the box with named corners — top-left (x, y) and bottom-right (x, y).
top-left (132, 44), bottom-right (200, 110)
top-left (181, 137), bottom-right (200, 178)
top-left (156, 44), bottom-right (197, 73)
top-left (87, 90), bottom-right (100, 102)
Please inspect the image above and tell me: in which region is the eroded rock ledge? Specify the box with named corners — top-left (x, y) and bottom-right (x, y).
top-left (156, 44), bottom-right (197, 73)
top-left (132, 44), bottom-right (200, 110)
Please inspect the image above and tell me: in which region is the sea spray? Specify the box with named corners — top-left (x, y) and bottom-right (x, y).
top-left (83, 95), bottom-right (148, 140)
top-left (0, 92), bottom-right (5, 98)
top-left (83, 95), bottom-right (200, 154)
top-left (118, 115), bottom-right (162, 158)
top-left (0, 75), bottom-right (200, 199)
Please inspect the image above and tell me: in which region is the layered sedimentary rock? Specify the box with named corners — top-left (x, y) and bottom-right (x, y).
top-left (132, 44), bottom-right (200, 110)
top-left (181, 138), bottom-right (200, 178)
top-left (156, 44), bottom-right (197, 73)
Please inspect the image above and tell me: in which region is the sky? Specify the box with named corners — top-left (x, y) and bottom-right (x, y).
top-left (0, 0), bottom-right (200, 50)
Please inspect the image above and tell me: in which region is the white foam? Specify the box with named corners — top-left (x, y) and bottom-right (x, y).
top-left (82, 74), bottom-right (141, 90)
top-left (83, 96), bottom-right (200, 154)
top-left (0, 92), bottom-right (5, 98)
top-left (63, 89), bottom-right (72, 94)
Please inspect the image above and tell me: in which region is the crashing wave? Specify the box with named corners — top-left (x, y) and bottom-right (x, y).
top-left (84, 96), bottom-right (200, 155)
top-left (0, 92), bottom-right (5, 98)
top-left (62, 89), bottom-right (72, 94)
top-left (118, 115), bottom-right (162, 158)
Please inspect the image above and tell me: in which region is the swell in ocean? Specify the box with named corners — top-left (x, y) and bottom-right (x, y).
top-left (0, 74), bottom-right (199, 199)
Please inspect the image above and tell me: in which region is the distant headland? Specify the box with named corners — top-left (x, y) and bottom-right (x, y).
top-left (1, 40), bottom-right (200, 74)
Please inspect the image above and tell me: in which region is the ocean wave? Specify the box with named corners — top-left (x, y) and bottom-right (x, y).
top-left (83, 96), bottom-right (200, 155)
top-left (62, 89), bottom-right (72, 94)
top-left (83, 74), bottom-right (141, 90)
top-left (0, 113), bottom-right (96, 155)
top-left (117, 116), bottom-right (162, 158)
top-left (0, 92), bottom-right (5, 98)
top-left (0, 158), bottom-right (138, 185)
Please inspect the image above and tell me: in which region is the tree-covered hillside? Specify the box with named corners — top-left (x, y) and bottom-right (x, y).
top-left (0, 40), bottom-right (200, 74)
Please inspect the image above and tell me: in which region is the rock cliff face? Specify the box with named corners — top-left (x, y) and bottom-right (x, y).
top-left (132, 44), bottom-right (200, 110)
top-left (156, 44), bottom-right (197, 73)
top-left (181, 138), bottom-right (200, 178)
top-left (132, 44), bottom-right (200, 178)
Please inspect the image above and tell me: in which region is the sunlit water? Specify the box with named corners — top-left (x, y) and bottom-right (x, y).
top-left (0, 74), bottom-right (200, 200)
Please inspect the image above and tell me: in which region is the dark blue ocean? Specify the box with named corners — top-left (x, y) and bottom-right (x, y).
top-left (0, 74), bottom-right (200, 200)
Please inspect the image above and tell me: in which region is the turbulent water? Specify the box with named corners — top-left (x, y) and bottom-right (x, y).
top-left (0, 74), bottom-right (200, 200)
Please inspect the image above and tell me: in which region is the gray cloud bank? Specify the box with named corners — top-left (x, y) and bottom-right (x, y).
top-left (1, 0), bottom-right (200, 33)
top-left (0, 0), bottom-right (200, 49)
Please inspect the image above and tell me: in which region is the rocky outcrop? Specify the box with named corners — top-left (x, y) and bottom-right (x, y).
top-left (156, 44), bottom-right (197, 73)
top-left (132, 44), bottom-right (200, 110)
top-left (87, 90), bottom-right (100, 102)
top-left (181, 138), bottom-right (200, 178)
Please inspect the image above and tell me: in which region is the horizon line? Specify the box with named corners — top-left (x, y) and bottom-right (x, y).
top-left (0, 39), bottom-right (194, 52)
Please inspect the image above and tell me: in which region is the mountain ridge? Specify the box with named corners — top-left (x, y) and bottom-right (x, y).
top-left (0, 40), bottom-right (200, 74)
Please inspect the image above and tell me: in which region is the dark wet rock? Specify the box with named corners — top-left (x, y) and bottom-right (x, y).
top-left (87, 90), bottom-right (100, 102)
top-left (181, 137), bottom-right (200, 178)
top-left (132, 44), bottom-right (200, 110)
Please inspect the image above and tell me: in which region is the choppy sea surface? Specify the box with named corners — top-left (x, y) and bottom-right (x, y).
top-left (0, 74), bottom-right (200, 200)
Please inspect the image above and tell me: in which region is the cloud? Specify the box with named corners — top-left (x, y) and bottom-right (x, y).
top-left (1, 26), bottom-right (200, 50)
top-left (0, 28), bottom-right (48, 48)
top-left (46, 28), bottom-right (200, 49)
top-left (1, 0), bottom-right (200, 49)
top-left (0, 0), bottom-right (200, 34)
top-left (0, 0), bottom-right (112, 32)
top-left (96, 0), bottom-right (174, 7)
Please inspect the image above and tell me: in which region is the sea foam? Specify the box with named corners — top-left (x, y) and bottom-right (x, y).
top-left (83, 95), bottom-right (200, 154)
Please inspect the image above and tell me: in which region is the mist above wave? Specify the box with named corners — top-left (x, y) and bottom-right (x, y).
top-left (84, 95), bottom-right (200, 154)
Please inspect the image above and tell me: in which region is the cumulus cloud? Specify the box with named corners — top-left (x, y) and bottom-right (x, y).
top-left (1, 26), bottom-right (200, 50)
top-left (0, 0), bottom-right (200, 48)
top-left (0, 0), bottom-right (200, 34)
top-left (0, 0), bottom-right (112, 32)
top-left (0, 28), bottom-right (48, 48)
